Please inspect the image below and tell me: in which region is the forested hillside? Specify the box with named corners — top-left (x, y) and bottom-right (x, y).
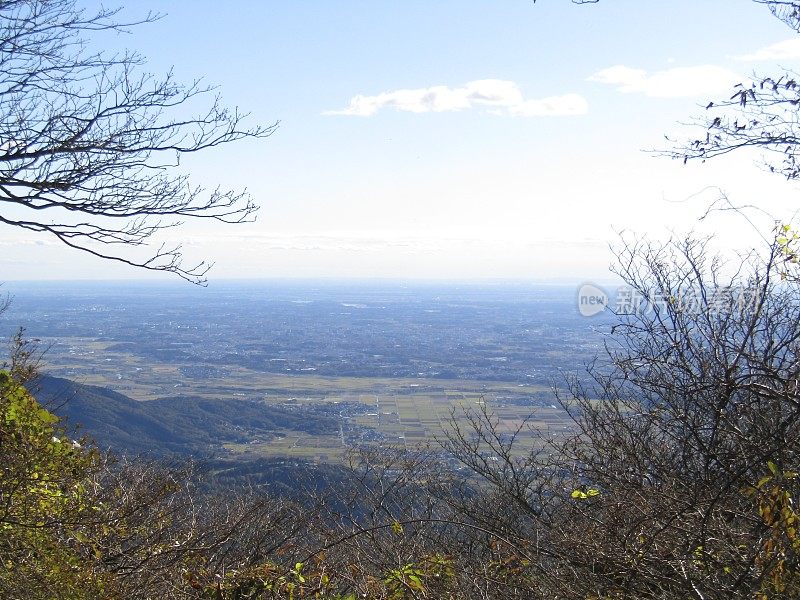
top-left (32, 375), bottom-right (337, 456)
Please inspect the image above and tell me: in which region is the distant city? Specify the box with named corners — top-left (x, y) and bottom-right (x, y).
top-left (1, 281), bottom-right (610, 463)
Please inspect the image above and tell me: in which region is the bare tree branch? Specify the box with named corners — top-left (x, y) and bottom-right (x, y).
top-left (0, 0), bottom-right (276, 284)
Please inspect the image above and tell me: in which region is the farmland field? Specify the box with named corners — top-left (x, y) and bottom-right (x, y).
top-left (2, 280), bottom-right (600, 463)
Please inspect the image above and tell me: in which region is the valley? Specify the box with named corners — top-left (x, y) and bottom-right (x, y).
top-left (2, 280), bottom-right (606, 463)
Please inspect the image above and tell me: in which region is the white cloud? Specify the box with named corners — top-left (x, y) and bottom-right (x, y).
top-left (326, 79), bottom-right (587, 117)
top-left (587, 64), bottom-right (743, 98)
top-left (736, 38), bottom-right (800, 61)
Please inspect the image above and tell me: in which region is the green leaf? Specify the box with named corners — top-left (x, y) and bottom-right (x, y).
top-left (408, 574), bottom-right (424, 590)
top-left (757, 475), bottom-right (773, 489)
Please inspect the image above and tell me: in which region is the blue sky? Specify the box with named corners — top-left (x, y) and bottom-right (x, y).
top-left (4, 0), bottom-right (800, 282)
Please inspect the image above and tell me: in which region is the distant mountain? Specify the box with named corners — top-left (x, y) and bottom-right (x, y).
top-left (29, 375), bottom-right (337, 456)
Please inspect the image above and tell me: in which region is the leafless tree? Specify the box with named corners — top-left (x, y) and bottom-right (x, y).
top-left (86, 459), bottom-right (311, 599)
top-left (557, 1), bottom-right (800, 185)
top-left (755, 0), bottom-right (800, 30)
top-left (595, 0), bottom-right (800, 187)
top-left (670, 71), bottom-right (800, 182)
top-left (0, 0), bottom-right (276, 284)
top-left (438, 231), bottom-right (800, 599)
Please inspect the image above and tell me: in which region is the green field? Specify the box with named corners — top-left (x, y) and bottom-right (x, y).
top-left (41, 338), bottom-right (574, 463)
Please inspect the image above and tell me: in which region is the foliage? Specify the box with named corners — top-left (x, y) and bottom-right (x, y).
top-left (0, 368), bottom-right (108, 598)
top-left (742, 462), bottom-right (800, 599)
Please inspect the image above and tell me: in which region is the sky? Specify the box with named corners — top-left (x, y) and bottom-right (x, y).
top-left (3, 0), bottom-right (800, 283)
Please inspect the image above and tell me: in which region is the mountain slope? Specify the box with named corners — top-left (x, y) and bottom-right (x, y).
top-left (29, 375), bottom-right (337, 456)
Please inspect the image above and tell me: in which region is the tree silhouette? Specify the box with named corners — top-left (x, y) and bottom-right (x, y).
top-left (0, 0), bottom-right (276, 284)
